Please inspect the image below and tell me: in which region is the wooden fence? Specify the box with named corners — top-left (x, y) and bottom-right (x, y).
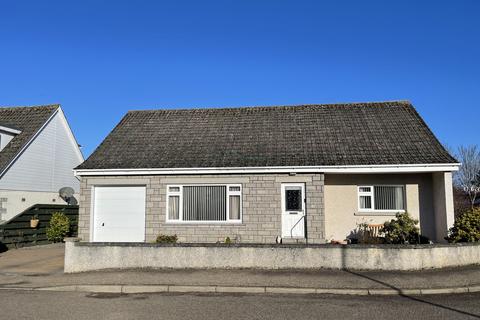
top-left (0, 204), bottom-right (79, 251)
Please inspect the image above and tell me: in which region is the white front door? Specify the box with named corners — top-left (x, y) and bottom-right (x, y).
top-left (92, 186), bottom-right (146, 242)
top-left (281, 183), bottom-right (306, 238)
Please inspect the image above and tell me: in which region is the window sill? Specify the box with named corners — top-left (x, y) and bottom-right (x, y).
top-left (165, 221), bottom-right (244, 225)
top-left (355, 211), bottom-right (404, 216)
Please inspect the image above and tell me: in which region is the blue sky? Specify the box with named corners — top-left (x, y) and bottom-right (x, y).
top-left (0, 0), bottom-right (478, 157)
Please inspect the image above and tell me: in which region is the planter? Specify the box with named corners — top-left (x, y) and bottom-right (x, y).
top-left (30, 219), bottom-right (39, 228)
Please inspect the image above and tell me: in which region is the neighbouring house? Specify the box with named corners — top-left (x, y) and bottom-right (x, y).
top-left (74, 101), bottom-right (459, 244)
top-left (0, 105), bottom-right (84, 222)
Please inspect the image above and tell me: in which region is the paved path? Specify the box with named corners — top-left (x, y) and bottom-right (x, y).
top-left (1, 290), bottom-right (479, 320)
top-left (0, 244), bottom-right (479, 296)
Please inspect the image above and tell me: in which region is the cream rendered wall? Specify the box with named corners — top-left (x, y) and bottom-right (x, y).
top-left (324, 173), bottom-right (435, 242)
top-left (432, 172), bottom-right (455, 242)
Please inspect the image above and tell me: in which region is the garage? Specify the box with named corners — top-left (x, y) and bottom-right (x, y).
top-left (92, 186), bottom-right (146, 242)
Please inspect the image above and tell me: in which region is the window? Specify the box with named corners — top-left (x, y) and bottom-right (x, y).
top-left (285, 186), bottom-right (303, 211)
top-left (166, 184), bottom-right (242, 223)
top-left (358, 186), bottom-right (373, 210)
top-left (358, 185), bottom-right (405, 212)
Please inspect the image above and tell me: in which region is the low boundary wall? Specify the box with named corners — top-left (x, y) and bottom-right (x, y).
top-left (64, 240), bottom-right (480, 273)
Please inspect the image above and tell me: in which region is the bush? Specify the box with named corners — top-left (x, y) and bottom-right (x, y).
top-left (156, 234), bottom-right (178, 244)
top-left (446, 208), bottom-right (480, 243)
top-left (46, 212), bottom-right (70, 243)
top-left (381, 212), bottom-right (426, 244)
top-left (224, 237), bottom-right (232, 244)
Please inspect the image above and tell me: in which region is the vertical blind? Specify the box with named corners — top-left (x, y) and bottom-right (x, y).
top-left (359, 195), bottom-right (372, 209)
top-left (183, 186), bottom-right (227, 221)
top-left (168, 195), bottom-right (180, 220)
top-left (374, 186), bottom-right (404, 210)
top-left (229, 195), bottom-right (240, 220)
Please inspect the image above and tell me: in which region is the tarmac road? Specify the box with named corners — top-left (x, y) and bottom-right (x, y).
top-left (0, 290), bottom-right (479, 320)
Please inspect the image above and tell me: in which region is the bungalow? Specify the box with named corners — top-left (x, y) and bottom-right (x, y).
top-left (74, 101), bottom-right (459, 244)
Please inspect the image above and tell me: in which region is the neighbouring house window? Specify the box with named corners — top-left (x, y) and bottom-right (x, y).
top-left (166, 184), bottom-right (242, 222)
top-left (358, 185), bottom-right (405, 212)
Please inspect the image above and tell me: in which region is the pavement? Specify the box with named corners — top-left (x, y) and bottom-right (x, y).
top-left (1, 244), bottom-right (480, 296)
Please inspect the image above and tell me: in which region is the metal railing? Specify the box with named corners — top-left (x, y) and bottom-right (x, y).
top-left (290, 214), bottom-right (305, 239)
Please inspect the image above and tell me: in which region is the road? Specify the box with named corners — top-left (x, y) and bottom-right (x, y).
top-left (0, 290), bottom-right (479, 320)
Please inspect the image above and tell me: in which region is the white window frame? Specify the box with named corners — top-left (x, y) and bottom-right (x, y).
top-left (166, 184), bottom-right (242, 224)
top-left (357, 185), bottom-right (406, 213)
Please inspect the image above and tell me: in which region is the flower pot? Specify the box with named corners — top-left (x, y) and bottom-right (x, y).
top-left (30, 219), bottom-right (39, 228)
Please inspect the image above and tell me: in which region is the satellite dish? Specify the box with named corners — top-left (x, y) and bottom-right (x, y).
top-left (59, 187), bottom-right (77, 205)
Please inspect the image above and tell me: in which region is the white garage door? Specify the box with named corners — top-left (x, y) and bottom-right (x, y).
top-left (93, 186), bottom-right (146, 242)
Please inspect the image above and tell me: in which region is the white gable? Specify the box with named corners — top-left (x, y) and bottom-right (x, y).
top-left (0, 131), bottom-right (16, 151)
top-left (0, 108), bottom-right (84, 192)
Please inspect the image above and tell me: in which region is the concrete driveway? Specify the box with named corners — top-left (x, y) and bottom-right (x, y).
top-left (0, 244), bottom-right (64, 275)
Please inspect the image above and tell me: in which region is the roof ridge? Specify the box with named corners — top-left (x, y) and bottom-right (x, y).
top-left (77, 99), bottom-right (457, 171)
top-left (0, 104), bottom-right (60, 110)
top-left (126, 100), bottom-right (412, 113)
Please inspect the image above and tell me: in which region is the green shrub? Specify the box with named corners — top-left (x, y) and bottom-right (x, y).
top-left (156, 234), bottom-right (178, 244)
top-left (381, 212), bottom-right (426, 244)
top-left (46, 212), bottom-right (70, 243)
top-left (446, 208), bottom-right (480, 243)
top-left (224, 237), bottom-right (232, 244)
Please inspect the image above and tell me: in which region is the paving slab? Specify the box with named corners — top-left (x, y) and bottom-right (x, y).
top-left (6, 266), bottom-right (477, 290)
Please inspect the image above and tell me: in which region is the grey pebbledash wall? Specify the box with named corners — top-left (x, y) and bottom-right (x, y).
top-left (77, 173), bottom-right (325, 244)
top-left (64, 240), bottom-right (480, 272)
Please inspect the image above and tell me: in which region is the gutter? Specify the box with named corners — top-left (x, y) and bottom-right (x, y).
top-left (74, 163), bottom-right (461, 177)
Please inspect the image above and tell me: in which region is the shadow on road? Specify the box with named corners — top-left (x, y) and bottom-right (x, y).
top-left (339, 246), bottom-right (480, 319)
top-left (344, 269), bottom-right (480, 319)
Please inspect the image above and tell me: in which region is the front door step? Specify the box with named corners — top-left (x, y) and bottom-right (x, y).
top-left (281, 238), bottom-right (307, 244)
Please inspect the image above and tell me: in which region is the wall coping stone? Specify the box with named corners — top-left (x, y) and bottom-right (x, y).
top-left (75, 241), bottom-right (480, 249)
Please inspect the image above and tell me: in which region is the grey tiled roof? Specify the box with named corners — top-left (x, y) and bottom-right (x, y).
top-left (77, 101), bottom-right (456, 170)
top-left (0, 105), bottom-right (59, 174)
